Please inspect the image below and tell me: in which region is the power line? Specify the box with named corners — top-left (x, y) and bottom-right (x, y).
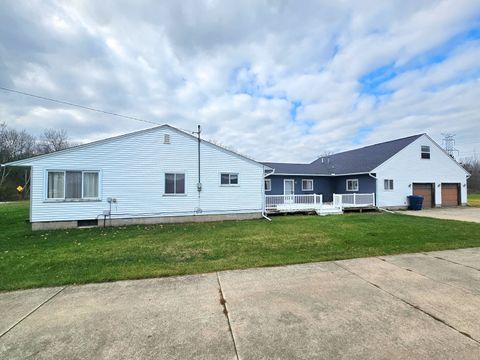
top-left (0, 86), bottom-right (161, 126)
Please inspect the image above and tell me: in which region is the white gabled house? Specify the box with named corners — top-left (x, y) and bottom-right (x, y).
top-left (4, 125), bottom-right (267, 230)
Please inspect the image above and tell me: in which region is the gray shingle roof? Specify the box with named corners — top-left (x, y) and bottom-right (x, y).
top-left (262, 134), bottom-right (423, 175)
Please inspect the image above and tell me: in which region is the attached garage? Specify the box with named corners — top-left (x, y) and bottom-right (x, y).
top-left (412, 183), bottom-right (434, 208)
top-left (441, 183), bottom-right (460, 207)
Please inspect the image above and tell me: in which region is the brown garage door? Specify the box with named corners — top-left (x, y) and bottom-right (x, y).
top-left (412, 183), bottom-right (434, 208)
top-left (442, 183), bottom-right (459, 207)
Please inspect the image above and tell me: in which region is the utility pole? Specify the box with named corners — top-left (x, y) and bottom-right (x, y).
top-left (441, 133), bottom-right (459, 159)
top-left (193, 125), bottom-right (202, 193)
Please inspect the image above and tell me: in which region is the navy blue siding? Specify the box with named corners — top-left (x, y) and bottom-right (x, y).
top-left (266, 174), bottom-right (376, 202)
top-left (332, 174), bottom-right (376, 194)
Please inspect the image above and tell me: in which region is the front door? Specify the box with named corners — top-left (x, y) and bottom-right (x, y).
top-left (284, 179), bottom-right (295, 204)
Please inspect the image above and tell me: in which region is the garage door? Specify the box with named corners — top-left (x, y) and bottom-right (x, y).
top-left (441, 183), bottom-right (459, 207)
top-left (412, 183), bottom-right (433, 208)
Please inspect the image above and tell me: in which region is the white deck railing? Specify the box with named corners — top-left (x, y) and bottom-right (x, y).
top-left (265, 194), bottom-right (323, 211)
top-left (333, 193), bottom-right (375, 208)
top-left (265, 193), bottom-right (375, 212)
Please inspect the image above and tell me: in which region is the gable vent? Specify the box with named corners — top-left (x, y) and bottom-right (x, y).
top-left (164, 134), bottom-right (171, 144)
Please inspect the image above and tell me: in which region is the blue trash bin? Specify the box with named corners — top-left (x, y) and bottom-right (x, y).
top-left (407, 195), bottom-right (424, 210)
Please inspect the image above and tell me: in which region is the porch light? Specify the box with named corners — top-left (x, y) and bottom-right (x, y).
top-left (408, 184), bottom-right (411, 188)
top-left (438, 184), bottom-right (441, 187)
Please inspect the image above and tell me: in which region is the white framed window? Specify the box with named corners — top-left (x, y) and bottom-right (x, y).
top-left (46, 170), bottom-right (100, 200)
top-left (384, 179), bottom-right (394, 191)
top-left (302, 179), bottom-right (313, 191)
top-left (421, 145), bottom-right (430, 159)
top-left (165, 173), bottom-right (185, 195)
top-left (346, 179), bottom-right (359, 192)
top-left (264, 178), bottom-right (271, 192)
top-left (220, 173), bottom-right (239, 186)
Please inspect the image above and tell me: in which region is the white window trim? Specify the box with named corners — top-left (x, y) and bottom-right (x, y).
top-left (45, 170), bottom-right (101, 202)
top-left (301, 179), bottom-right (314, 191)
top-left (219, 172), bottom-right (239, 187)
top-left (421, 145), bottom-right (431, 159)
top-left (384, 179), bottom-right (394, 191)
top-left (264, 178), bottom-right (271, 192)
top-left (163, 172), bottom-right (187, 196)
top-left (346, 178), bottom-right (359, 192)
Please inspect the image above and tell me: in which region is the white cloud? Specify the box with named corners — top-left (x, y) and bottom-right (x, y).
top-left (0, 0), bottom-right (479, 163)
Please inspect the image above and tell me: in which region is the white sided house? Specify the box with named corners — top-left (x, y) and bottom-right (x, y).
top-left (5, 125), bottom-right (267, 230)
top-left (374, 134), bottom-right (469, 209)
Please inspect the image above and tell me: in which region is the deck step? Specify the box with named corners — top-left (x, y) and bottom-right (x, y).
top-left (316, 208), bottom-right (343, 216)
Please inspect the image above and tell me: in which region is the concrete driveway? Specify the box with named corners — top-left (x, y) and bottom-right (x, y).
top-left (400, 207), bottom-right (480, 223)
top-left (1, 248), bottom-right (480, 359)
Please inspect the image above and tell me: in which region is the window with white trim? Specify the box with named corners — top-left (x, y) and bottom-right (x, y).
top-left (220, 173), bottom-right (238, 185)
top-left (264, 178), bottom-right (271, 192)
top-left (384, 179), bottom-right (394, 191)
top-left (346, 179), bottom-right (359, 192)
top-left (165, 173), bottom-right (185, 194)
top-left (47, 170), bottom-right (100, 200)
top-left (421, 145), bottom-right (430, 159)
top-left (302, 179), bottom-right (313, 191)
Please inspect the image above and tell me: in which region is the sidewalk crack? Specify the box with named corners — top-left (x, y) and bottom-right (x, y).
top-left (0, 286), bottom-right (66, 339)
top-left (216, 272), bottom-right (240, 360)
top-left (334, 262), bottom-right (480, 346)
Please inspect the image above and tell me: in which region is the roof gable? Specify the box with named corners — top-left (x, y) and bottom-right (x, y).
top-left (3, 124), bottom-right (265, 168)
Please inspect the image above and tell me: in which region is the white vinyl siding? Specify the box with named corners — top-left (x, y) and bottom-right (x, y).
top-left (374, 135), bottom-right (468, 208)
top-left (301, 179), bottom-right (313, 191)
top-left (28, 127), bottom-right (264, 222)
top-left (346, 179), bottom-right (359, 192)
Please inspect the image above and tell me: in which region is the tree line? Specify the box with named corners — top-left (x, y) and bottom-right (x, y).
top-left (0, 122), bottom-right (74, 201)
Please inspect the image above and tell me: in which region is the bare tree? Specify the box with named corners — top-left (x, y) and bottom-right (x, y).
top-left (0, 123), bottom-right (36, 188)
top-left (461, 152), bottom-right (480, 192)
top-left (38, 128), bottom-right (71, 154)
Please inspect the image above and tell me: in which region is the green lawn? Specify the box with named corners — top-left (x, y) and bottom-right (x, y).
top-left (1, 201), bottom-right (480, 291)
top-left (468, 193), bottom-right (480, 207)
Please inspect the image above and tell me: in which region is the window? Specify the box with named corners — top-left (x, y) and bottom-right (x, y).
top-left (302, 179), bottom-right (313, 191)
top-left (165, 173), bottom-right (185, 194)
top-left (421, 145), bottom-right (430, 159)
top-left (346, 179), bottom-right (359, 192)
top-left (220, 173), bottom-right (238, 186)
top-left (384, 179), bottom-right (394, 191)
top-left (47, 172), bottom-right (65, 199)
top-left (264, 179), bottom-right (271, 192)
top-left (47, 170), bottom-right (100, 200)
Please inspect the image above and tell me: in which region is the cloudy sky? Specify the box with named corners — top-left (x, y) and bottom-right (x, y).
top-left (1, 0), bottom-right (479, 162)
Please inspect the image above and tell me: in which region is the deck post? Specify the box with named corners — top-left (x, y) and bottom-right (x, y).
top-left (353, 193), bottom-right (356, 205)
top-left (314, 194), bottom-right (316, 205)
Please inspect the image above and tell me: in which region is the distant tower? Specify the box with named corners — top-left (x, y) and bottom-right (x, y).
top-left (441, 133), bottom-right (459, 159)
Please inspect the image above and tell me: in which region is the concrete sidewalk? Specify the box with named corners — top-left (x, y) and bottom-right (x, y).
top-left (1, 248), bottom-right (480, 359)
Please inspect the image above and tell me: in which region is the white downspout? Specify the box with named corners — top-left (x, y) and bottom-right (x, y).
top-left (262, 167), bottom-right (275, 221)
top-left (368, 172), bottom-right (378, 207)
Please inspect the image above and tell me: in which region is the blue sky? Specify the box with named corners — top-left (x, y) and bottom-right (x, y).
top-left (0, 0), bottom-right (479, 162)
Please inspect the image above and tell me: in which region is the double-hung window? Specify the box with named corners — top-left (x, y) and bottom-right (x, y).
top-left (220, 173), bottom-right (238, 186)
top-left (384, 179), bottom-right (394, 191)
top-left (264, 178), bottom-right (271, 192)
top-left (165, 173), bottom-right (185, 195)
top-left (47, 170), bottom-right (100, 200)
top-left (421, 145), bottom-right (430, 159)
top-left (346, 179), bottom-right (359, 192)
top-left (302, 179), bottom-right (313, 191)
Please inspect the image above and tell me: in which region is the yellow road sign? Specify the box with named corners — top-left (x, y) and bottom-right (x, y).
top-left (16, 185), bottom-right (24, 192)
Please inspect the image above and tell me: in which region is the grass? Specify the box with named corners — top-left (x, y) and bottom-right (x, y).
top-left (468, 193), bottom-right (480, 207)
top-left (1, 201), bottom-right (480, 291)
